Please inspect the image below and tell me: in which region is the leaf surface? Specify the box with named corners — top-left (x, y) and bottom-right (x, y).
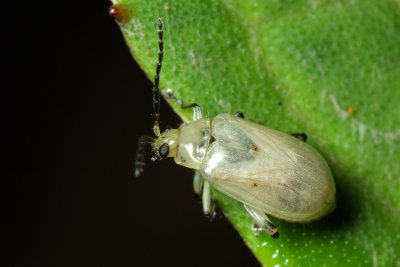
top-left (111, 0), bottom-right (400, 265)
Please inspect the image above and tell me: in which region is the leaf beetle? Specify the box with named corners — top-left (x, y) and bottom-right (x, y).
top-left (135, 19), bottom-right (336, 239)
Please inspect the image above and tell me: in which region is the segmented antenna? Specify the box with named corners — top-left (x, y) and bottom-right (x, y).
top-left (135, 136), bottom-right (154, 177)
top-left (134, 19), bottom-right (164, 177)
top-left (153, 18), bottom-right (164, 128)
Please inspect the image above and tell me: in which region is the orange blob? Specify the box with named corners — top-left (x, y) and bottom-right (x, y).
top-left (347, 106), bottom-right (355, 115)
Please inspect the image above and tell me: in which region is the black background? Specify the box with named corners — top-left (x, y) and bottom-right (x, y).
top-left (15, 1), bottom-right (260, 266)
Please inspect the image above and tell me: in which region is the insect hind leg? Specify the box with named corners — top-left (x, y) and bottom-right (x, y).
top-left (235, 111), bottom-right (245, 118)
top-left (162, 89), bottom-right (202, 120)
top-left (244, 204), bottom-right (279, 239)
top-left (291, 133), bottom-right (307, 142)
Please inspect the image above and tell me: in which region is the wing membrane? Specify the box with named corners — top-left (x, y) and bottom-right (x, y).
top-left (201, 114), bottom-right (335, 221)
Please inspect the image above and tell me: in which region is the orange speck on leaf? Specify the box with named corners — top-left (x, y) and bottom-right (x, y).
top-left (347, 106), bottom-right (355, 115)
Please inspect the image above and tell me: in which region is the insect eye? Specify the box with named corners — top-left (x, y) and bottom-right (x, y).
top-left (159, 143), bottom-right (169, 158)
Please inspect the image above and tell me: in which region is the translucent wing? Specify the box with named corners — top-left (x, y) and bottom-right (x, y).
top-left (200, 114), bottom-right (335, 222)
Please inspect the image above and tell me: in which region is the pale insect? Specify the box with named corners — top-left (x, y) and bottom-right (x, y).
top-left (136, 19), bottom-right (336, 239)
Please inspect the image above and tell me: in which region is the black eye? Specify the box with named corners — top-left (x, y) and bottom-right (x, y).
top-left (159, 143), bottom-right (169, 158)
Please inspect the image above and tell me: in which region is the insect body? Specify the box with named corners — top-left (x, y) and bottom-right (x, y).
top-left (136, 19), bottom-right (336, 238)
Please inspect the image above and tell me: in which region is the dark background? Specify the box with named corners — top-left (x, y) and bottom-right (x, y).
top-left (15, 1), bottom-right (259, 266)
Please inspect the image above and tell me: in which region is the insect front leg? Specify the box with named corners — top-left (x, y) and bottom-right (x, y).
top-left (244, 204), bottom-right (279, 239)
top-left (193, 171), bottom-right (204, 196)
top-left (162, 89), bottom-right (202, 120)
top-left (201, 180), bottom-right (218, 221)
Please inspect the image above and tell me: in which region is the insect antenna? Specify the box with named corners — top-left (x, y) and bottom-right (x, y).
top-left (153, 18), bottom-right (164, 135)
top-left (135, 136), bottom-right (155, 177)
top-left (134, 19), bottom-right (164, 177)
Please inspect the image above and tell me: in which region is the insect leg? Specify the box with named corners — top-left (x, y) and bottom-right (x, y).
top-left (162, 89), bottom-right (202, 120)
top-left (244, 204), bottom-right (279, 239)
top-left (252, 223), bottom-right (263, 237)
top-left (202, 181), bottom-right (211, 216)
top-left (202, 180), bottom-right (217, 221)
top-left (235, 111), bottom-right (245, 118)
top-left (193, 171), bottom-right (204, 196)
top-left (290, 133), bottom-right (307, 142)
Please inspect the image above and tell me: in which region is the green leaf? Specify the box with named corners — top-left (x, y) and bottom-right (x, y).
top-left (111, 0), bottom-right (400, 265)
